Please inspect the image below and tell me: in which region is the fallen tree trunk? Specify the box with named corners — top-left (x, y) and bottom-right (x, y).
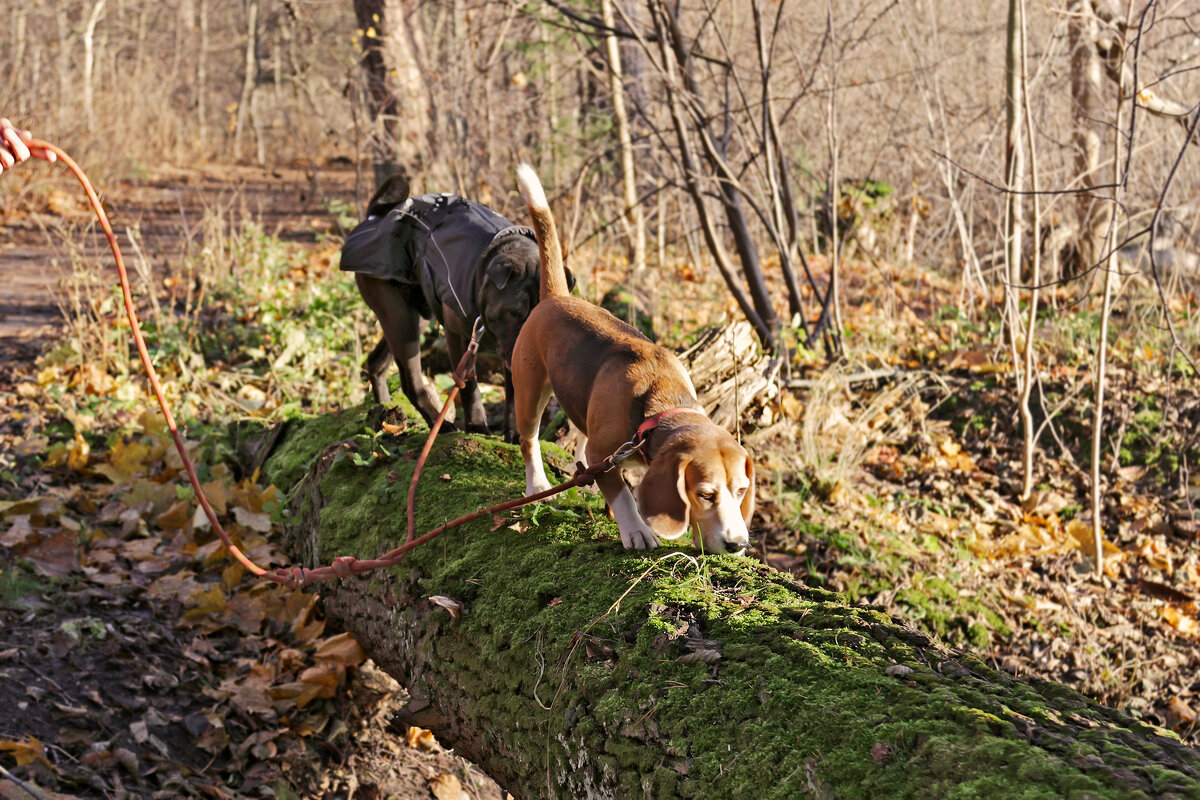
top-left (263, 403), bottom-right (1200, 799)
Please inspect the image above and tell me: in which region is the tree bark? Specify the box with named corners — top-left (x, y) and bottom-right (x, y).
top-left (354, 0), bottom-right (431, 185)
top-left (1003, 0), bottom-right (1026, 357)
top-left (234, 0), bottom-right (259, 161)
top-left (83, 0), bottom-right (108, 134)
top-left (1070, 0), bottom-right (1106, 279)
top-left (262, 405), bottom-right (1200, 799)
top-left (600, 0), bottom-right (646, 272)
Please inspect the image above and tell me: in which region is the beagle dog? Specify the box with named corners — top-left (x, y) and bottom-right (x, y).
top-left (510, 164), bottom-right (755, 554)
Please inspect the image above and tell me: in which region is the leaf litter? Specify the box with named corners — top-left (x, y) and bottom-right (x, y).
top-left (0, 354), bottom-right (504, 799)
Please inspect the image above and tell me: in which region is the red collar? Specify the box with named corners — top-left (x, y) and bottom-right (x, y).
top-left (634, 407), bottom-right (702, 446)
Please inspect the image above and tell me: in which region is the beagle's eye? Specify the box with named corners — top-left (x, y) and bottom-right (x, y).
top-left (736, 487), bottom-right (747, 498)
top-left (696, 490), bottom-right (716, 504)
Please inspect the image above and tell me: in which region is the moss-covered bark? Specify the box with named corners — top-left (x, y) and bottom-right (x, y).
top-left (265, 403), bottom-right (1200, 800)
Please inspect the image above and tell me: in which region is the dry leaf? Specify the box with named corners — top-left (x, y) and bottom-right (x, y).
top-left (1169, 696), bottom-right (1198, 727)
top-left (406, 726), bottom-right (440, 752)
top-left (185, 584), bottom-right (227, 618)
top-left (314, 632), bottom-right (367, 667)
top-left (67, 431), bottom-right (91, 472)
top-left (0, 735), bottom-right (51, 768)
top-left (233, 506), bottom-right (273, 533)
top-left (429, 773), bottom-right (467, 800)
top-left (676, 649), bottom-right (721, 665)
top-left (429, 595), bottom-right (462, 620)
top-left (1161, 606), bottom-right (1200, 637)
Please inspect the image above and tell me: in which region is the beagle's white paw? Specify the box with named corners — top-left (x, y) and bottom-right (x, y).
top-left (620, 525), bottom-right (660, 551)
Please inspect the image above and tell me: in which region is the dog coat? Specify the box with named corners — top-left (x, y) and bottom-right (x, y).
top-left (340, 193), bottom-right (536, 322)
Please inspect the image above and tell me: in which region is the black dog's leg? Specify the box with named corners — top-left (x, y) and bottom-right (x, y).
top-left (356, 274), bottom-right (447, 427)
top-left (446, 328), bottom-right (489, 435)
top-left (503, 367), bottom-right (518, 444)
top-left (365, 336), bottom-right (394, 404)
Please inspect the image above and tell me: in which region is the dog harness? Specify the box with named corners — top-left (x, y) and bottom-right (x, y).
top-left (340, 193), bottom-right (536, 320)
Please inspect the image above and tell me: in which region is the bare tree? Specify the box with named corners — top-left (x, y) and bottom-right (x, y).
top-left (1069, 0), bottom-right (1107, 279)
top-left (1003, 0), bottom-right (1027, 357)
top-left (233, 0), bottom-right (259, 161)
top-left (83, 0), bottom-right (108, 134)
top-left (600, 0), bottom-right (646, 271)
top-left (353, 0), bottom-right (431, 185)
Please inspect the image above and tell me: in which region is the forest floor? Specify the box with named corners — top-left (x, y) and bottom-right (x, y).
top-left (0, 161), bottom-right (1198, 799)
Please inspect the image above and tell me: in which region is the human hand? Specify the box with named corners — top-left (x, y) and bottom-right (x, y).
top-left (0, 118), bottom-right (57, 178)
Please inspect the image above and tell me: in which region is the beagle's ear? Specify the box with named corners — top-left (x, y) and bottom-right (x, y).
top-left (637, 453), bottom-right (690, 540)
top-left (740, 458), bottom-right (756, 526)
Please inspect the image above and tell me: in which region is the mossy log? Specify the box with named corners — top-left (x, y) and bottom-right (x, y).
top-left (264, 403), bottom-right (1200, 800)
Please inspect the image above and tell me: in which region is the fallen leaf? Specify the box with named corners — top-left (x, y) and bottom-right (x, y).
top-left (24, 530), bottom-right (81, 578)
top-left (0, 735), bottom-right (51, 768)
top-left (314, 632), bottom-right (367, 666)
top-left (429, 595), bottom-right (462, 620)
top-left (67, 431), bottom-right (91, 472)
top-left (676, 649), bottom-right (721, 665)
top-left (429, 773), bottom-right (467, 800)
top-left (184, 584), bottom-right (227, 619)
top-left (1161, 606), bottom-right (1200, 637)
top-left (1169, 696), bottom-right (1198, 728)
top-left (406, 726), bottom-right (440, 752)
top-left (233, 506), bottom-right (273, 533)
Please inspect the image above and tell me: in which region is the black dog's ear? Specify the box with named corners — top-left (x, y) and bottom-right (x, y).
top-left (485, 259), bottom-right (512, 290)
top-left (367, 172), bottom-right (411, 216)
top-left (564, 264), bottom-right (577, 293)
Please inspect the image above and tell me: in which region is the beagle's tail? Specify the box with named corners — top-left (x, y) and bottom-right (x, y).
top-left (516, 163), bottom-right (569, 300)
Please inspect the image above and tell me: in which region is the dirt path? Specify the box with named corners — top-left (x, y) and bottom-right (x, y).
top-left (0, 161), bottom-right (364, 351)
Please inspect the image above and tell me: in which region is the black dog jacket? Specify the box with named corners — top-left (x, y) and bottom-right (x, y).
top-left (340, 193), bottom-right (536, 321)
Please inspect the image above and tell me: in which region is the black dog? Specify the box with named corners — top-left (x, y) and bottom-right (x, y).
top-left (341, 174), bottom-right (571, 440)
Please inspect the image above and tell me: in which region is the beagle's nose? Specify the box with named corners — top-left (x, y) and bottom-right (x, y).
top-left (724, 533), bottom-right (749, 557)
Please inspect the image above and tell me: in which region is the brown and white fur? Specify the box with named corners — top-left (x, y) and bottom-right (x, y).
top-left (510, 164), bottom-right (754, 554)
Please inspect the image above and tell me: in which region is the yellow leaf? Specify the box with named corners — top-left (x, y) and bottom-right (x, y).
top-left (1162, 606), bottom-right (1200, 637)
top-left (222, 561), bottom-right (246, 591)
top-left (67, 432), bottom-right (91, 472)
top-left (429, 773), bottom-right (464, 800)
top-left (938, 438), bottom-right (961, 457)
top-left (406, 726), bottom-right (440, 752)
top-left (44, 441), bottom-right (70, 468)
top-left (110, 438), bottom-right (154, 479)
top-left (185, 584), bottom-right (227, 618)
top-left (0, 735), bottom-right (50, 768)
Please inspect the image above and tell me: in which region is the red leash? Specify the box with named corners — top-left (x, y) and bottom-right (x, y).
top-left (30, 140), bottom-right (624, 587)
top-left (405, 317), bottom-right (484, 544)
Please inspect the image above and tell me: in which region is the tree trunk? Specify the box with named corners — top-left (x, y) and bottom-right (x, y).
top-left (83, 0), bottom-right (108, 134)
top-left (1070, 0), bottom-right (1105, 279)
top-left (354, 0), bottom-right (431, 185)
top-left (1003, 0), bottom-right (1026, 356)
top-left (600, 0), bottom-right (646, 272)
top-left (234, 0), bottom-right (259, 161)
top-left (261, 405), bottom-right (1200, 799)
top-left (198, 0), bottom-right (209, 148)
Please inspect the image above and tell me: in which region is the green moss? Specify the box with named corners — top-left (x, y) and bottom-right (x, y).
top-left (0, 565), bottom-right (43, 605)
top-left (265, 406), bottom-right (1200, 799)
